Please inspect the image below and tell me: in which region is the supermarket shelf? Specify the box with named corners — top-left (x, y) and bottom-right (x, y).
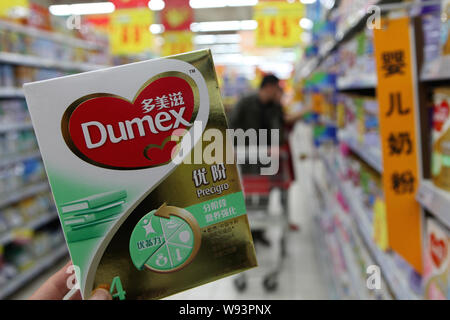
top-left (320, 151), bottom-right (417, 300)
top-left (314, 171), bottom-right (393, 299)
top-left (0, 211), bottom-right (58, 246)
top-left (0, 20), bottom-right (104, 51)
top-left (0, 122), bottom-right (33, 132)
top-left (0, 244), bottom-right (68, 299)
top-left (312, 182), bottom-right (341, 299)
top-left (0, 151), bottom-right (41, 167)
top-left (297, 0), bottom-right (386, 80)
top-left (337, 75), bottom-right (377, 91)
top-left (339, 136), bottom-right (383, 173)
top-left (348, 213), bottom-right (394, 300)
top-left (0, 181), bottom-right (50, 209)
top-left (315, 176), bottom-right (371, 299)
top-left (0, 88), bottom-right (25, 98)
top-left (0, 52), bottom-right (106, 72)
top-left (421, 56), bottom-right (450, 82)
top-left (417, 180), bottom-right (450, 229)
top-left (352, 205), bottom-right (416, 300)
top-left (312, 215), bottom-right (339, 299)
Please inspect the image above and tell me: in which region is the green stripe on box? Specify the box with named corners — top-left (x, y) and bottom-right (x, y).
top-left (442, 154), bottom-right (450, 167)
top-left (185, 191), bottom-right (247, 228)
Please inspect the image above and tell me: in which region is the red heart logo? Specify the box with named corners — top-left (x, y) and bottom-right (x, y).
top-left (430, 232), bottom-right (447, 269)
top-left (433, 100), bottom-right (449, 132)
top-left (62, 75), bottom-right (196, 169)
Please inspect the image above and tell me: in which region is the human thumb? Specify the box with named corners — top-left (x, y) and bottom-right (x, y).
top-left (89, 288), bottom-right (112, 300)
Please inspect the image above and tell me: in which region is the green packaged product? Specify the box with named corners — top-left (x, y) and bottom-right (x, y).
top-left (24, 50), bottom-right (257, 300)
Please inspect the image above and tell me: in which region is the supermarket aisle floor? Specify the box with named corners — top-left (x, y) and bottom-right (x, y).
top-left (11, 183), bottom-right (329, 300)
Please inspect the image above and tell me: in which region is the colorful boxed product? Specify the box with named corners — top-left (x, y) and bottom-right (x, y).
top-left (24, 49), bottom-right (257, 300)
top-left (423, 217), bottom-right (449, 300)
top-left (432, 87), bottom-right (450, 191)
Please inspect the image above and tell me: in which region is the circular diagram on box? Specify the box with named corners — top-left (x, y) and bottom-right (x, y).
top-left (129, 204), bottom-right (201, 273)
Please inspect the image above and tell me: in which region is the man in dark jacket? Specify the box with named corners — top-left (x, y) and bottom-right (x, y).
top-left (229, 74), bottom-right (285, 146)
top-left (229, 75), bottom-right (285, 176)
top-left (229, 75), bottom-right (285, 247)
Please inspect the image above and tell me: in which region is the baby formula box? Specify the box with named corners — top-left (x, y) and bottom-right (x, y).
top-left (24, 49), bottom-right (257, 300)
top-left (432, 88), bottom-right (450, 191)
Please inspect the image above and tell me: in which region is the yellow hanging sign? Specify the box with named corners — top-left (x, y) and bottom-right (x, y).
top-left (109, 8), bottom-right (154, 56)
top-left (162, 31), bottom-right (193, 57)
top-left (374, 17), bottom-right (423, 273)
top-left (253, 1), bottom-right (304, 48)
top-left (0, 0), bottom-right (29, 18)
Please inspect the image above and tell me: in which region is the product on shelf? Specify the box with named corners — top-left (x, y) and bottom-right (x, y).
top-left (0, 17), bottom-right (112, 298)
top-left (423, 217), bottom-right (449, 299)
top-left (0, 191), bottom-right (54, 234)
top-left (0, 65), bottom-right (14, 87)
top-left (420, 1), bottom-right (450, 78)
top-left (339, 150), bottom-right (383, 221)
top-left (0, 130), bottom-right (38, 158)
top-left (2, 227), bottom-right (64, 275)
top-left (0, 63), bottom-right (72, 88)
top-left (314, 165), bottom-right (392, 299)
top-left (0, 158), bottom-right (45, 196)
top-left (0, 244), bottom-right (19, 288)
top-left (0, 24), bottom-right (110, 66)
top-left (431, 87), bottom-right (450, 190)
top-left (24, 49), bottom-right (257, 300)
top-left (337, 28), bottom-right (376, 87)
top-left (0, 100), bottom-right (30, 124)
top-left (422, 3), bottom-right (442, 66)
top-left (442, 0), bottom-right (450, 57)
top-left (219, 68), bottom-right (251, 111)
top-left (294, 0), bottom-right (450, 301)
top-left (335, 0), bottom-right (378, 37)
top-left (340, 94), bottom-right (380, 152)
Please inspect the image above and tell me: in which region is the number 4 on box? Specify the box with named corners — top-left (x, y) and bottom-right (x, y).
top-left (110, 276), bottom-right (126, 300)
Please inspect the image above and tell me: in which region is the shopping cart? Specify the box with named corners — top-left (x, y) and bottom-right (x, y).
top-left (233, 146), bottom-right (293, 292)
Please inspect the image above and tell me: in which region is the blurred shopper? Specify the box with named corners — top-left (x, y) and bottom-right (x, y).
top-left (230, 74), bottom-right (285, 161)
top-left (229, 75), bottom-right (310, 244)
top-left (230, 75), bottom-right (283, 246)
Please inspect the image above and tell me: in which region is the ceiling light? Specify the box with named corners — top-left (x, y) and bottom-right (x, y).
top-left (148, 0), bottom-right (165, 11)
top-left (194, 34), bottom-right (241, 45)
top-left (189, 0), bottom-right (258, 9)
top-left (320, 0), bottom-right (335, 10)
top-left (226, 0), bottom-right (258, 7)
top-left (49, 2), bottom-right (115, 16)
top-left (206, 44), bottom-right (241, 54)
top-left (299, 18), bottom-right (313, 30)
top-left (149, 24), bottom-right (165, 34)
top-left (240, 20), bottom-right (258, 30)
top-left (190, 20), bottom-right (257, 32)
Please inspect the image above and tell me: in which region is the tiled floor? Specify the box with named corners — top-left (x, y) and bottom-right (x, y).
top-left (10, 180), bottom-right (330, 300)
